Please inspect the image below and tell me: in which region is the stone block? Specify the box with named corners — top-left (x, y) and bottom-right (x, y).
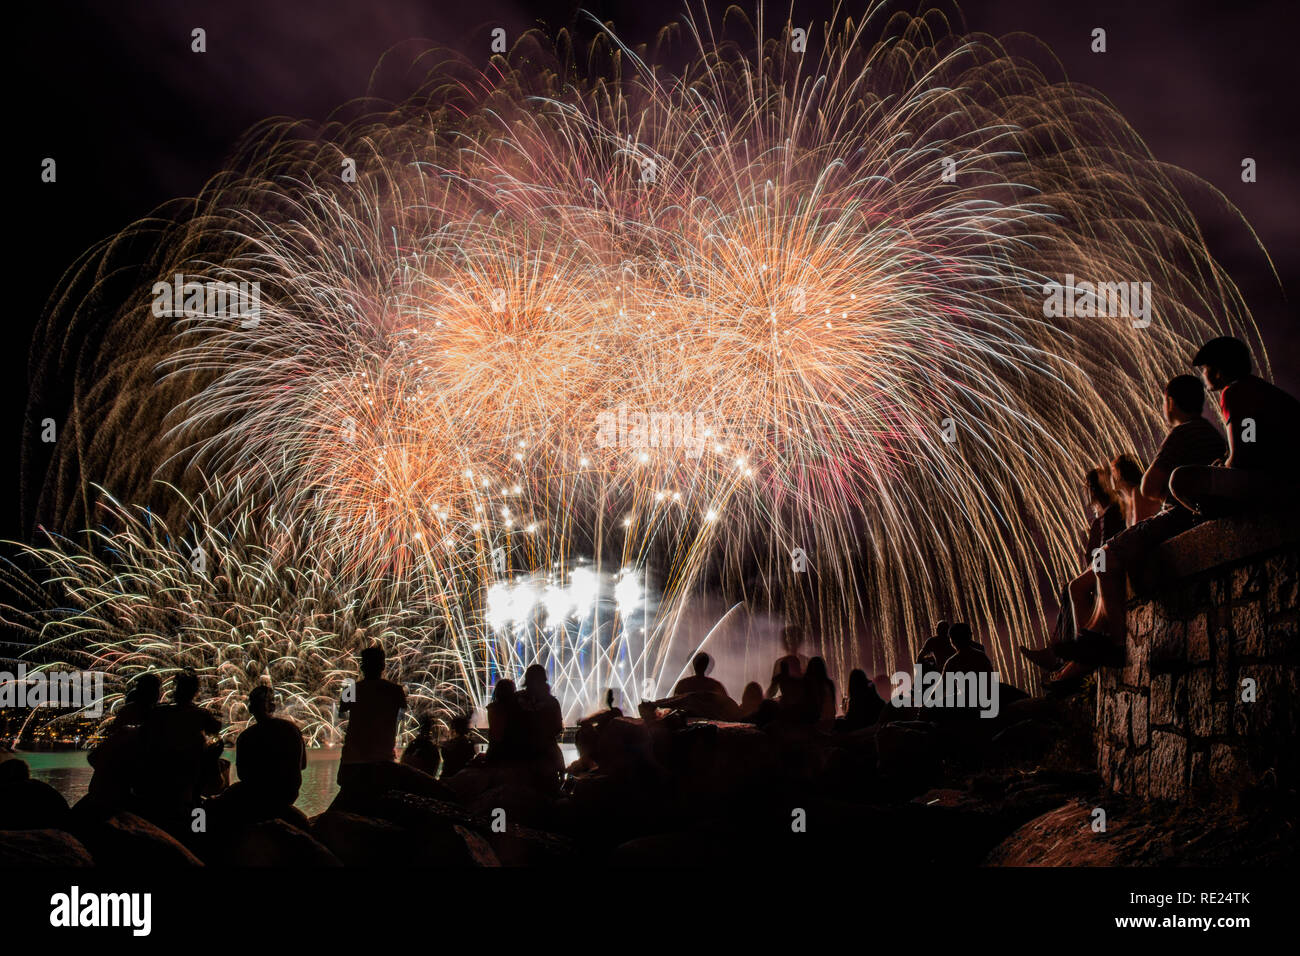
top-left (1186, 613), bottom-right (1210, 664)
top-left (1187, 669), bottom-right (1212, 738)
top-left (1149, 617), bottom-right (1185, 672)
top-left (1148, 731), bottom-right (1188, 802)
top-left (1232, 601), bottom-right (1265, 658)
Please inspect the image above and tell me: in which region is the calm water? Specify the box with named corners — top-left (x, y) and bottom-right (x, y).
top-left (16, 744), bottom-right (578, 818)
top-left (16, 748), bottom-right (345, 817)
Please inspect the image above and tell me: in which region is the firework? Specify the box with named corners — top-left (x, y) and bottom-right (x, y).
top-left (18, 2), bottom-right (1271, 712)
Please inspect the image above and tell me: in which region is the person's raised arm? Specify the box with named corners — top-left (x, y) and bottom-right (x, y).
top-left (1139, 461), bottom-right (1171, 504)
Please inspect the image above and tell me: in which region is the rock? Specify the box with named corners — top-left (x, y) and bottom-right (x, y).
top-left (217, 819), bottom-right (342, 866)
top-left (0, 778), bottom-right (71, 831)
top-left (76, 813), bottom-right (203, 867)
top-left (310, 811), bottom-right (413, 866)
top-left (0, 828), bottom-right (94, 867)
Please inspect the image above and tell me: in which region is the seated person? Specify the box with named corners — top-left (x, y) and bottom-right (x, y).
top-left (229, 684), bottom-right (307, 817)
top-left (1170, 335), bottom-right (1300, 513)
top-left (1058, 376), bottom-right (1226, 682)
top-left (672, 653), bottom-right (729, 698)
top-left (439, 714), bottom-right (476, 779)
top-left (400, 712), bottom-right (442, 777)
top-left (917, 620), bottom-right (954, 672)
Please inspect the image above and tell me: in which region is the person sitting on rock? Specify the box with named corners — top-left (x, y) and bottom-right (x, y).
top-left (917, 620), bottom-right (955, 673)
top-left (673, 652), bottom-right (730, 698)
top-left (137, 670), bottom-right (223, 828)
top-left (1169, 335), bottom-right (1300, 514)
top-left (767, 625), bottom-right (807, 697)
top-left (439, 713), bottom-right (476, 779)
top-left (400, 711), bottom-right (442, 777)
top-left (1058, 376), bottom-right (1227, 685)
top-left (230, 684), bottom-right (307, 818)
top-left (837, 668), bottom-right (885, 731)
top-left (85, 673), bottom-right (162, 814)
top-left (337, 646), bottom-right (407, 789)
top-left (801, 656), bottom-right (837, 725)
top-left (573, 689), bottom-right (624, 773)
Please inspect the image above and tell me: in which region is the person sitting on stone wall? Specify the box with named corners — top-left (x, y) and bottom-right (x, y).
top-left (1057, 376), bottom-right (1226, 685)
top-left (1170, 335), bottom-right (1300, 515)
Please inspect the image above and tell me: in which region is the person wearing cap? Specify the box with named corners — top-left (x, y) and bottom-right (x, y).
top-left (1169, 336), bottom-right (1300, 514)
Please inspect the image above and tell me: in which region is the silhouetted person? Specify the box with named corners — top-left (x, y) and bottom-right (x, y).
top-left (86, 673), bottom-right (162, 812)
top-left (138, 670), bottom-right (222, 826)
top-left (838, 669), bottom-right (884, 730)
top-left (401, 712), bottom-right (442, 777)
top-left (337, 646), bottom-right (407, 787)
top-left (519, 664), bottom-right (564, 784)
top-left (802, 656), bottom-right (837, 724)
top-left (0, 757), bottom-right (70, 830)
top-left (765, 658), bottom-right (806, 718)
top-left (672, 652), bottom-right (730, 698)
top-left (917, 621), bottom-right (954, 672)
top-left (486, 679), bottom-right (526, 763)
top-left (739, 681), bottom-right (764, 719)
top-left (1170, 336), bottom-right (1300, 513)
top-left (439, 714), bottom-right (475, 779)
top-left (1020, 466), bottom-right (1126, 671)
top-left (573, 690), bottom-right (624, 772)
top-left (1060, 376), bottom-right (1226, 681)
top-left (941, 624), bottom-right (994, 681)
top-left (1110, 453), bottom-right (1160, 527)
top-left (232, 684), bottom-right (307, 815)
top-left (767, 625), bottom-right (807, 697)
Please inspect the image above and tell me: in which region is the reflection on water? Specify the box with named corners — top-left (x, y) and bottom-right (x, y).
top-left (16, 744), bottom-right (578, 818)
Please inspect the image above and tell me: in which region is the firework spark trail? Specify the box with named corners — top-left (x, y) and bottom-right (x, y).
top-left (17, 3), bottom-right (1271, 718)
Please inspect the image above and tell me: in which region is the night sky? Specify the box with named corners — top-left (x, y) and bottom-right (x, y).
top-left (12, 0), bottom-right (1298, 540)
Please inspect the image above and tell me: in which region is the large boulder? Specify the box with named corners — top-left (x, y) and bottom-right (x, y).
top-left (0, 828), bottom-right (94, 867)
top-left (215, 819), bottom-right (342, 866)
top-left (75, 812), bottom-right (204, 867)
top-left (311, 811), bottom-right (414, 866)
top-left (0, 774), bottom-right (72, 831)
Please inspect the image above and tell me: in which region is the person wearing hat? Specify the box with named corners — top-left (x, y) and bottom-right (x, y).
top-left (1169, 335), bottom-right (1300, 514)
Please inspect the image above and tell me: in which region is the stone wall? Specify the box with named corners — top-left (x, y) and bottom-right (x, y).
top-left (1096, 512), bottom-right (1300, 803)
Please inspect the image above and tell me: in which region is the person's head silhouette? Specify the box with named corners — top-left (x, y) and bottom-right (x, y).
top-left (249, 684), bottom-right (276, 722)
top-left (359, 645), bottom-right (385, 680)
top-left (949, 623), bottom-right (974, 648)
top-left (127, 673), bottom-right (162, 707)
top-left (1193, 335), bottom-right (1252, 391)
top-left (523, 664), bottom-right (549, 696)
top-left (450, 713), bottom-right (470, 735)
top-left (692, 652), bottom-right (711, 676)
top-left (492, 679), bottom-right (516, 703)
top-left (1164, 375), bottom-right (1206, 425)
top-left (173, 670), bottom-right (199, 706)
top-left (806, 656), bottom-right (829, 684)
top-left (848, 668), bottom-right (870, 698)
top-left (934, 620), bottom-right (950, 639)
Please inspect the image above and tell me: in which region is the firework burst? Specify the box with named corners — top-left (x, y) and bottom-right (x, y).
top-left (19, 2), bottom-right (1271, 713)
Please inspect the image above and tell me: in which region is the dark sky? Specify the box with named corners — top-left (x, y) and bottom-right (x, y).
top-left (12, 0), bottom-right (1298, 539)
